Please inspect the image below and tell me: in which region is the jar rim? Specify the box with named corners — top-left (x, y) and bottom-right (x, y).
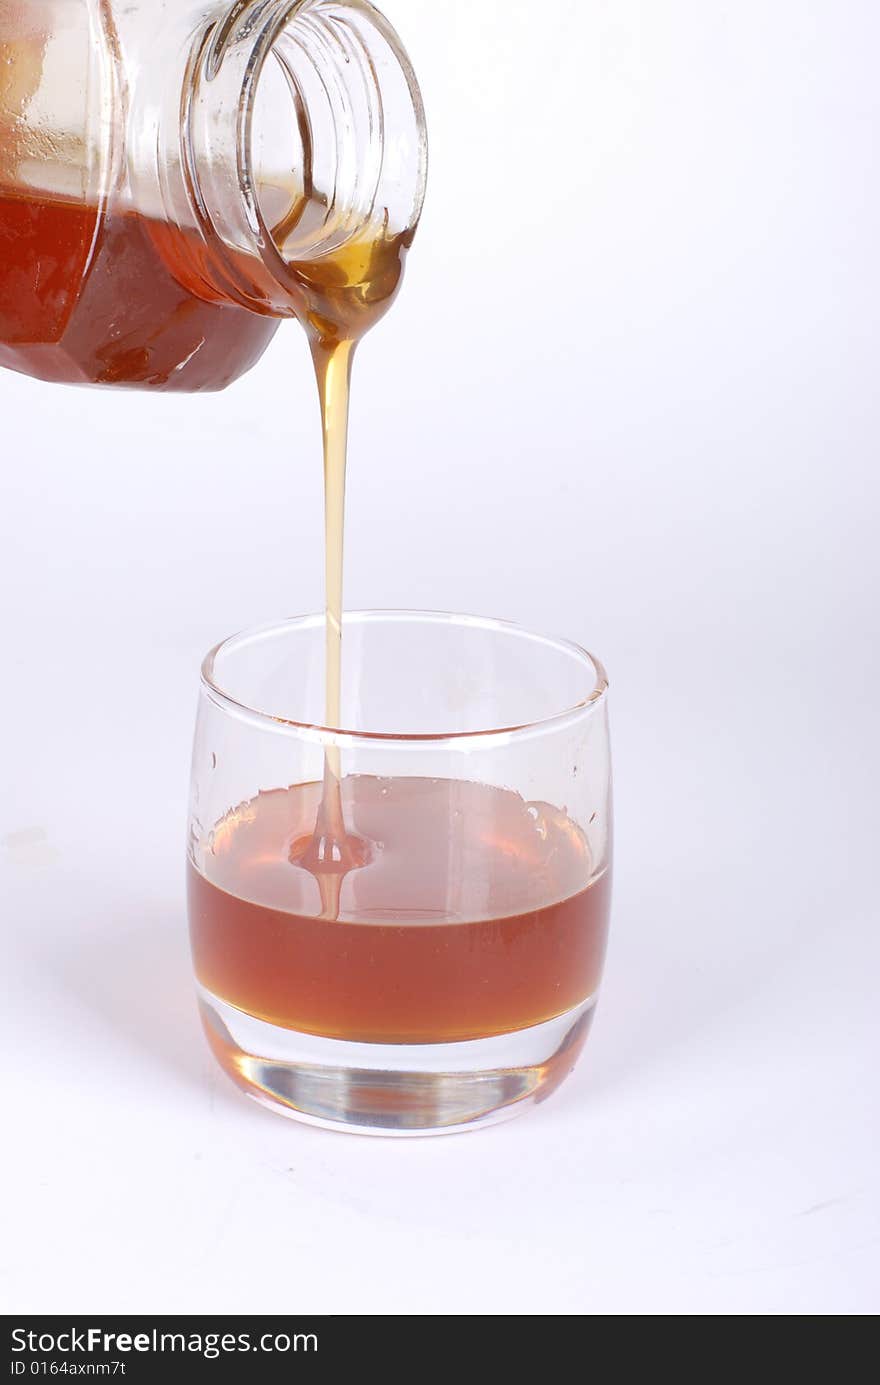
top-left (236, 0), bottom-right (428, 300)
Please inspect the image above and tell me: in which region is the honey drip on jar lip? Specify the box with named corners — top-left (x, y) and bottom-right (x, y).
top-left (278, 202), bottom-right (413, 917)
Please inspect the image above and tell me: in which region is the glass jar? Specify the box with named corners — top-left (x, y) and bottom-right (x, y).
top-left (0, 0), bottom-right (426, 389)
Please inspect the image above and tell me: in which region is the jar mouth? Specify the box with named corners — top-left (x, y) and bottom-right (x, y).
top-left (200, 610), bottom-right (609, 744)
top-left (174, 0), bottom-right (427, 317)
top-left (238, 0), bottom-right (428, 295)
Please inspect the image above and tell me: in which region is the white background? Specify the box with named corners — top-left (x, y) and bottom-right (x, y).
top-left (2, 0), bottom-right (878, 1315)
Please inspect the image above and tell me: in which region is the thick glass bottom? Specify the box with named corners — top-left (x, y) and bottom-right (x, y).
top-left (197, 987), bottom-right (597, 1136)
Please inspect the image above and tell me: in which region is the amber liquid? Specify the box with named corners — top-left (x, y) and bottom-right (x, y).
top-left (189, 776), bottom-right (610, 1044)
top-left (0, 186), bottom-right (406, 396)
top-left (0, 190), bottom-right (279, 389)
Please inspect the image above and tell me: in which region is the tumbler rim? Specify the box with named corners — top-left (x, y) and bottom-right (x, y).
top-left (200, 609), bottom-right (608, 743)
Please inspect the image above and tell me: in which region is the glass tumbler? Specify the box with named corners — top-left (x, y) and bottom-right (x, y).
top-left (187, 611), bottom-right (612, 1135)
